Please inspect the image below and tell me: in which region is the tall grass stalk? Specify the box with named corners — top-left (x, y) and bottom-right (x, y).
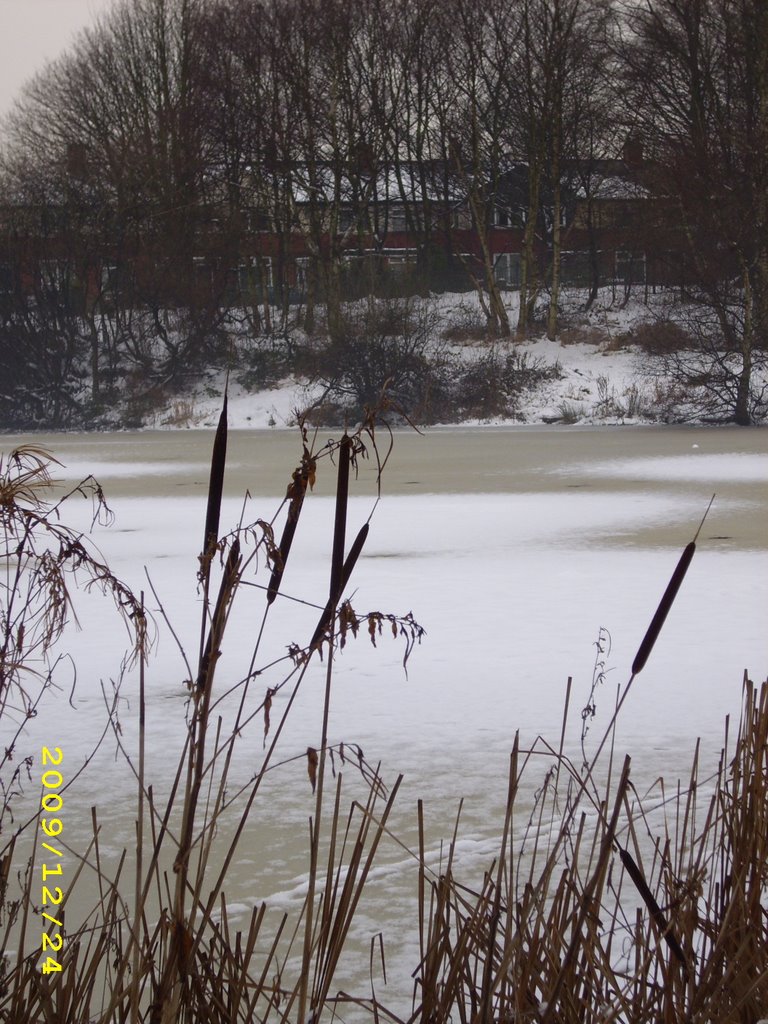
top-left (0, 441), bottom-right (764, 1024)
top-left (0, 418), bottom-right (412, 1022)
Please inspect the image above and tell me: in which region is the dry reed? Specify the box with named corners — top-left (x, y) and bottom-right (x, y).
top-left (0, 438), bottom-right (763, 1024)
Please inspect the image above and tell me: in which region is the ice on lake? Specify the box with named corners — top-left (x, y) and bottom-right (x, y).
top-left (2, 425), bottom-right (766, 1014)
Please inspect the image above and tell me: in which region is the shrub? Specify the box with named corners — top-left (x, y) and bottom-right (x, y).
top-left (447, 349), bottom-right (562, 421)
top-left (308, 296), bottom-right (448, 421)
top-left (558, 397), bottom-right (586, 423)
top-left (558, 325), bottom-right (611, 347)
top-left (235, 335), bottom-right (293, 391)
top-left (0, 311), bottom-right (88, 429)
top-left (441, 301), bottom-right (493, 343)
top-left (630, 319), bottom-right (695, 355)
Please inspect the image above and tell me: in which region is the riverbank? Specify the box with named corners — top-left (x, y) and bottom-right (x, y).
top-left (140, 293), bottom-right (683, 431)
top-left (146, 320), bottom-right (651, 430)
top-left (134, 290), bottom-right (768, 430)
top-left (6, 289), bottom-right (762, 433)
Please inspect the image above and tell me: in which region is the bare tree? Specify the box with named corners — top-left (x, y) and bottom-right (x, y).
top-left (376, 0), bottom-right (443, 286)
top-left (509, 0), bottom-right (604, 338)
top-left (544, 0), bottom-right (615, 338)
top-left (620, 0), bottom-right (768, 423)
top-left (438, 0), bottom-right (524, 335)
top-left (564, 21), bottom-right (626, 312)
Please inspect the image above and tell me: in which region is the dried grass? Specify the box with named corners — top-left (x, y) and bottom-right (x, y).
top-left (404, 669), bottom-right (768, 1024)
top-left (1, 435), bottom-right (765, 1024)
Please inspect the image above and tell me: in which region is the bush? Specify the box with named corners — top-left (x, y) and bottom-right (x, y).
top-left (0, 310), bottom-right (88, 429)
top-left (441, 301), bottom-right (493, 343)
top-left (308, 296), bottom-right (448, 421)
top-left (557, 325), bottom-right (611, 347)
top-left (447, 349), bottom-right (562, 421)
top-left (306, 298), bottom-right (563, 425)
top-left (629, 319), bottom-right (695, 355)
top-left (235, 335), bottom-right (293, 391)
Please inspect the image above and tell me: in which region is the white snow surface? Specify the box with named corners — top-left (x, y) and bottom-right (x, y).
top-left (150, 336), bottom-right (642, 430)
top-left (143, 291), bottom-right (661, 430)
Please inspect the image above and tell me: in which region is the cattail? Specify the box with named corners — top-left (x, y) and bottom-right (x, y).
top-left (329, 434), bottom-right (351, 599)
top-left (266, 463), bottom-right (310, 605)
top-left (310, 523), bottom-right (369, 648)
top-left (338, 521), bottom-right (369, 594)
top-left (202, 394), bottom-right (228, 564)
top-left (619, 846), bottom-right (688, 975)
top-left (631, 541), bottom-right (695, 675)
top-left (632, 497), bottom-right (714, 675)
top-left (196, 537), bottom-right (241, 691)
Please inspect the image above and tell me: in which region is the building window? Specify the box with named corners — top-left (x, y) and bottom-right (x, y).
top-left (39, 260), bottom-right (69, 292)
top-left (560, 251), bottom-right (593, 288)
top-left (260, 256), bottom-right (273, 289)
top-left (450, 206), bottom-right (471, 230)
top-left (237, 257), bottom-right (272, 301)
top-left (338, 207), bottom-right (357, 233)
top-left (494, 253), bottom-right (521, 288)
top-left (193, 256), bottom-right (213, 291)
top-left (248, 209), bottom-right (272, 232)
top-left (386, 205), bottom-right (408, 233)
top-left (615, 250), bottom-right (645, 286)
top-left (493, 206), bottom-right (525, 229)
top-left (101, 264), bottom-right (118, 294)
top-left (384, 248), bottom-right (417, 273)
top-left (295, 257), bottom-right (310, 295)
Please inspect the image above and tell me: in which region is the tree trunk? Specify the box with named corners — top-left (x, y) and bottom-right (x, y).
top-left (517, 172), bottom-right (541, 339)
top-left (465, 185), bottom-right (510, 337)
top-left (735, 265), bottom-right (754, 425)
top-left (325, 257), bottom-right (344, 343)
top-left (547, 121), bottom-right (562, 341)
top-left (304, 258), bottom-right (316, 336)
top-left (586, 199), bottom-right (600, 310)
top-left (734, 363), bottom-right (752, 425)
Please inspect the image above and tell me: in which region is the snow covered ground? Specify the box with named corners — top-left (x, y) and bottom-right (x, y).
top-left (140, 291), bottom-right (670, 431)
top-left (194, 334), bottom-right (646, 430)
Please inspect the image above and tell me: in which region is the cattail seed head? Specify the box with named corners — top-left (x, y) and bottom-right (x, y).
top-left (632, 541), bottom-right (696, 675)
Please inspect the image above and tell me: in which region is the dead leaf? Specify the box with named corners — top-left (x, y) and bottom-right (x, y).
top-left (368, 613), bottom-right (378, 646)
top-left (307, 746), bottom-right (318, 793)
top-left (263, 687), bottom-right (275, 746)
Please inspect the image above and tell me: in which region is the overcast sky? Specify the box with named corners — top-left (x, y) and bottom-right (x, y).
top-left (0, 0), bottom-right (116, 121)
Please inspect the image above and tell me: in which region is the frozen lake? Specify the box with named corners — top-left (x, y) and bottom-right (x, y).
top-left (2, 423), bottom-right (766, 1013)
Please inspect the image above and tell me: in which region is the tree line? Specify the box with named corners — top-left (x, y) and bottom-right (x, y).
top-left (0, 0), bottom-right (766, 425)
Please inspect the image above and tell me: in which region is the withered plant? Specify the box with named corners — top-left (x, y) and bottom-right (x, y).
top-left (403, 503), bottom-right (768, 1024)
top-left (0, 407), bottom-right (423, 1023)
top-left (0, 445), bottom-right (146, 824)
top-left (0, 431), bottom-right (765, 1024)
